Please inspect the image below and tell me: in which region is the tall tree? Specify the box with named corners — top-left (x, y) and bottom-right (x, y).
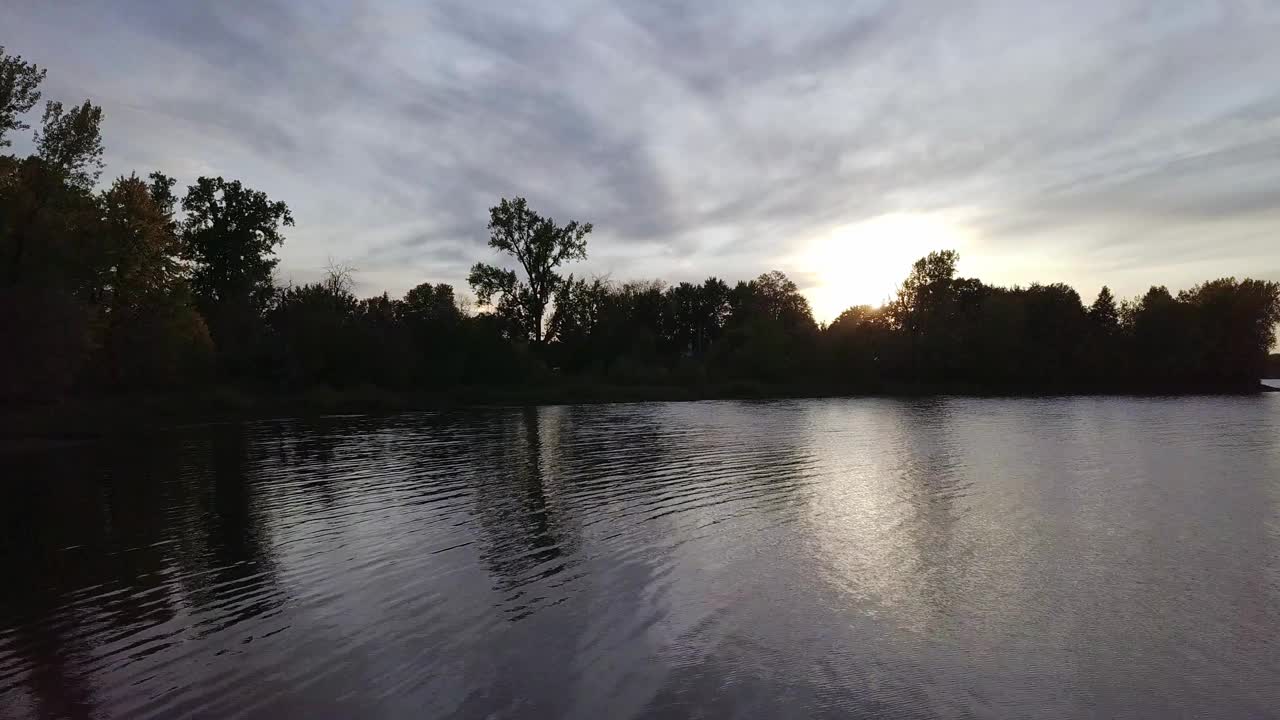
top-left (0, 47), bottom-right (46, 148)
top-left (403, 282), bottom-right (459, 324)
top-left (468, 197), bottom-right (591, 345)
top-left (1089, 286), bottom-right (1119, 330)
top-left (36, 100), bottom-right (104, 190)
top-left (182, 176), bottom-right (293, 314)
top-left (94, 174), bottom-right (184, 308)
top-left (399, 281), bottom-right (466, 385)
top-left (182, 176), bottom-right (292, 372)
top-left (890, 249), bottom-right (960, 330)
top-left (1, 98), bottom-right (104, 287)
top-left (735, 270), bottom-right (817, 336)
top-left (1180, 278), bottom-right (1280, 382)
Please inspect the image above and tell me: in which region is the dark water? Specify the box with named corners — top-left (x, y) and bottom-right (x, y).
top-left (3, 397), bottom-right (1280, 719)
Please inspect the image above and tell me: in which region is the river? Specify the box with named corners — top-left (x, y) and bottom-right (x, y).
top-left (3, 396), bottom-right (1279, 718)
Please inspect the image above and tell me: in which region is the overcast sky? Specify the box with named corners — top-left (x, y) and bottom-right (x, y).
top-left (9, 0), bottom-right (1280, 320)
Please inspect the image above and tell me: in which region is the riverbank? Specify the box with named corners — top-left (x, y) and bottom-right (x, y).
top-left (2, 380), bottom-right (1275, 453)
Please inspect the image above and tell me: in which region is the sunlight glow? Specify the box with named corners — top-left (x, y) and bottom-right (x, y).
top-left (799, 212), bottom-right (975, 323)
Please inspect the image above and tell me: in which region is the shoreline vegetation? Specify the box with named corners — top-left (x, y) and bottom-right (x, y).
top-left (4, 46), bottom-right (1280, 447)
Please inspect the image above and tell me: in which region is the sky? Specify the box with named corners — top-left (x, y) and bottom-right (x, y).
top-left (8, 0), bottom-right (1280, 321)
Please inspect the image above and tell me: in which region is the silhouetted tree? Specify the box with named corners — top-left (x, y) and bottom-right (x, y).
top-left (824, 304), bottom-right (894, 384)
top-left (1020, 283), bottom-right (1087, 385)
top-left (1124, 286), bottom-right (1201, 385)
top-left (1089, 286), bottom-right (1120, 330)
top-left (468, 197), bottom-right (591, 346)
top-left (400, 281), bottom-right (466, 386)
top-left (889, 250), bottom-right (960, 330)
top-left (182, 176), bottom-right (293, 375)
top-left (0, 56), bottom-right (106, 398)
top-left (546, 275), bottom-right (613, 373)
top-left (2, 94), bottom-right (104, 288)
top-left (715, 271), bottom-right (818, 382)
top-left (0, 46), bottom-right (46, 148)
top-left (1180, 278), bottom-right (1280, 383)
top-left (1081, 286), bottom-right (1123, 382)
top-left (36, 100), bottom-right (104, 190)
top-left (92, 174), bottom-right (211, 388)
top-left (266, 267), bottom-right (359, 388)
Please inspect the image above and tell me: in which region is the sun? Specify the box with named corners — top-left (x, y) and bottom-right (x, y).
top-left (799, 212), bottom-right (973, 323)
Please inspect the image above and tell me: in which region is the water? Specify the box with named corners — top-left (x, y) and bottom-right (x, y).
top-left (3, 397), bottom-right (1279, 719)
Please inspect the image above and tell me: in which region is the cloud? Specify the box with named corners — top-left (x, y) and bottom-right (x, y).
top-left (7, 0), bottom-right (1280, 318)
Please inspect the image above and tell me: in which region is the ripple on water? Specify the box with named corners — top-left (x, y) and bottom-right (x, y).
top-left (2, 397), bottom-right (1280, 718)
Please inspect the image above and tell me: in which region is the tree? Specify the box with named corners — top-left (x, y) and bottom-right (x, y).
top-left (1089, 286), bottom-right (1119, 330)
top-left (890, 249), bottom-right (960, 330)
top-left (400, 281), bottom-right (466, 386)
top-left (0, 47), bottom-right (46, 148)
top-left (182, 176), bottom-right (293, 372)
top-left (80, 173), bottom-right (212, 389)
top-left (36, 100), bottom-right (104, 190)
top-left (1082, 286), bottom-right (1123, 382)
top-left (468, 197), bottom-right (591, 345)
top-left (96, 174), bottom-right (184, 309)
top-left (1126, 286), bottom-right (1199, 384)
top-left (716, 271), bottom-right (818, 381)
top-left (403, 282), bottom-right (459, 325)
top-left (1020, 283), bottom-right (1087, 384)
top-left (886, 250), bottom-right (971, 380)
top-left (354, 292), bottom-right (413, 387)
top-left (147, 171), bottom-right (180, 235)
top-left (546, 275), bottom-right (613, 372)
top-left (824, 305), bottom-right (894, 383)
top-left (182, 176), bottom-right (293, 312)
top-left (267, 267), bottom-right (359, 389)
top-left (732, 271), bottom-right (818, 336)
top-left (667, 282), bottom-right (701, 356)
top-left (0, 57), bottom-right (108, 397)
top-left (1180, 278), bottom-right (1280, 383)
top-left (1, 98), bottom-right (104, 287)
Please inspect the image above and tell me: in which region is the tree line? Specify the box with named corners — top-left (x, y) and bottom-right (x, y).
top-left (3, 48), bottom-right (1278, 403)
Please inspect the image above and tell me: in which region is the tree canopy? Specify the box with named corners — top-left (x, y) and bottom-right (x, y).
top-left (468, 197), bottom-right (591, 345)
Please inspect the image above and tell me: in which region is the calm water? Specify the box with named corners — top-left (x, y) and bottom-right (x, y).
top-left (3, 397), bottom-right (1280, 719)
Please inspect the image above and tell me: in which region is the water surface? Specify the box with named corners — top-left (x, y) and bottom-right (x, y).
top-left (3, 397), bottom-right (1280, 718)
